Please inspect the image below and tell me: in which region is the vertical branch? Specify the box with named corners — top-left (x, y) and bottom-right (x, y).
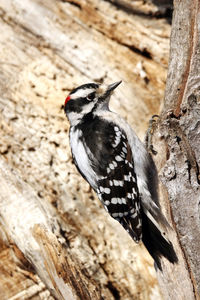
top-left (153, 0), bottom-right (200, 299)
top-left (163, 0), bottom-right (200, 115)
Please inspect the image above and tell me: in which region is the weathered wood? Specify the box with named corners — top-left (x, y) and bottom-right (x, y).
top-left (105, 0), bottom-right (173, 17)
top-left (0, 157), bottom-right (105, 300)
top-left (0, 0), bottom-right (175, 299)
top-left (152, 1), bottom-right (200, 299)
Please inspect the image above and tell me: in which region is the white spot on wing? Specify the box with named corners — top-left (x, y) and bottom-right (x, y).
top-left (113, 161), bottom-right (117, 167)
top-left (116, 131), bottom-right (121, 136)
top-left (111, 198), bottom-right (118, 204)
top-left (113, 180), bottom-right (120, 186)
top-left (112, 212), bottom-right (119, 217)
top-left (112, 135), bottom-right (121, 147)
top-left (107, 167), bottom-right (111, 173)
top-left (118, 198), bottom-right (122, 204)
top-left (120, 152), bottom-right (125, 158)
top-left (109, 163), bottom-right (115, 170)
top-left (122, 147), bottom-right (127, 153)
top-left (124, 175), bottom-right (130, 181)
top-left (122, 198), bottom-right (126, 204)
top-left (115, 155), bottom-right (123, 161)
top-left (104, 200), bottom-right (110, 206)
top-left (104, 187), bottom-right (111, 194)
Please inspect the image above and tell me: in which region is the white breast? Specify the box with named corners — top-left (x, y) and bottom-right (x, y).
top-left (70, 127), bottom-right (97, 189)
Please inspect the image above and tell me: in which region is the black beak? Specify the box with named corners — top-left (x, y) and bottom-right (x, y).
top-left (106, 81), bottom-right (122, 94)
top-left (98, 81), bottom-right (122, 103)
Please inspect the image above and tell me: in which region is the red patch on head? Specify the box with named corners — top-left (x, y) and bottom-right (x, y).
top-left (64, 95), bottom-right (71, 106)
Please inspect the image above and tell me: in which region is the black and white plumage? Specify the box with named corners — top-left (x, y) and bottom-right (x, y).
top-left (64, 81), bottom-right (178, 270)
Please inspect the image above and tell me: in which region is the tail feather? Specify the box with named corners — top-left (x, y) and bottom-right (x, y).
top-left (141, 210), bottom-right (178, 271)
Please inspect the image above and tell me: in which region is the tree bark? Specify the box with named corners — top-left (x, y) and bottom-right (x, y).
top-left (0, 0), bottom-right (170, 299)
top-left (1, 0), bottom-right (198, 299)
top-left (152, 1), bottom-right (200, 299)
top-left (0, 157), bottom-right (103, 300)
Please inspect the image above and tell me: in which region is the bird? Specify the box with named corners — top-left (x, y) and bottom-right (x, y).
top-left (63, 81), bottom-right (178, 270)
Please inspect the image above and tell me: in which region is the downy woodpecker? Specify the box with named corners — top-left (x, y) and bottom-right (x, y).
top-left (64, 81), bottom-right (178, 270)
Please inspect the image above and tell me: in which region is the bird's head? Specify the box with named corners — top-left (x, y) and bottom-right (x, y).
top-left (64, 81), bottom-right (121, 126)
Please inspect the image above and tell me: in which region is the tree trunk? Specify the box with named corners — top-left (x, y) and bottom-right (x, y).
top-left (1, 0), bottom-right (199, 299)
top-left (152, 1), bottom-right (200, 299)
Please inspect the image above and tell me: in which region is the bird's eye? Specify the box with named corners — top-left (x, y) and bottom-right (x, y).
top-left (87, 92), bottom-right (95, 101)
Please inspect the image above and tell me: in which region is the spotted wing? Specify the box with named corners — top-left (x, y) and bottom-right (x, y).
top-left (95, 125), bottom-right (142, 242)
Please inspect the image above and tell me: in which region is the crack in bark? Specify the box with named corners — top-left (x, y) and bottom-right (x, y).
top-left (61, 0), bottom-right (82, 10)
top-left (169, 206), bottom-right (198, 300)
top-left (174, 0), bottom-right (199, 117)
top-left (106, 281), bottom-right (120, 300)
top-left (120, 42), bottom-right (152, 59)
top-left (168, 119), bottom-right (200, 185)
top-left (104, 0), bottom-right (173, 19)
top-left (87, 239), bottom-right (121, 300)
top-left (161, 116), bottom-right (200, 299)
top-left (88, 23), bottom-right (153, 61)
top-left (94, 22), bottom-right (153, 60)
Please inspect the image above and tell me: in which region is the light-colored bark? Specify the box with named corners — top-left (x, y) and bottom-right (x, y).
top-left (0, 0), bottom-right (175, 299)
top-left (152, 1), bottom-right (200, 299)
top-left (0, 158), bottom-right (79, 300)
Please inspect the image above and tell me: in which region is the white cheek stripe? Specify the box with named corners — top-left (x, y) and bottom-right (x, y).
top-left (70, 88), bottom-right (95, 99)
top-left (67, 102), bottom-right (96, 126)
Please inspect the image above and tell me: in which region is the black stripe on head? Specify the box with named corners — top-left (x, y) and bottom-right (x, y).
top-left (65, 97), bottom-right (90, 114)
top-left (65, 83), bottom-right (100, 116)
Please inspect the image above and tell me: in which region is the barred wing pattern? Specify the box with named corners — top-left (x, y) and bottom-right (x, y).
top-left (95, 125), bottom-right (142, 242)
